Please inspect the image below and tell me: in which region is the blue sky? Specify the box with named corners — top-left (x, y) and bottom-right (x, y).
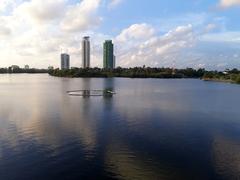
top-left (0, 0), bottom-right (240, 70)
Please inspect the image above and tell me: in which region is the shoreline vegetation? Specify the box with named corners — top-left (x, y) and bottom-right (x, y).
top-left (202, 69), bottom-right (240, 84)
top-left (49, 67), bottom-right (205, 79)
top-left (1, 67), bottom-right (239, 84)
top-left (0, 68), bottom-right (48, 74)
top-left (48, 67), bottom-right (240, 84)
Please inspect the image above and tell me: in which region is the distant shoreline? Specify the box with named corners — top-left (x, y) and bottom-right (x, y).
top-left (0, 68), bottom-right (48, 74)
top-left (50, 74), bottom-right (198, 79)
top-left (202, 78), bottom-right (233, 83)
top-left (202, 78), bottom-right (238, 84)
top-left (1, 67), bottom-right (239, 85)
top-left (0, 72), bottom-right (48, 74)
top-left (48, 67), bottom-right (205, 79)
top-left (202, 71), bottom-right (240, 85)
top-left (47, 68), bottom-right (240, 85)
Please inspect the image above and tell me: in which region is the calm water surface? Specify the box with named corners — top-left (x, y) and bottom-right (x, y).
top-left (0, 74), bottom-right (240, 180)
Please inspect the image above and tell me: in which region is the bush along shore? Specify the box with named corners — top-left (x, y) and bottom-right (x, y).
top-left (49, 67), bottom-right (206, 79)
top-left (48, 67), bottom-right (240, 84)
top-left (0, 68), bottom-right (48, 74)
top-left (202, 69), bottom-right (240, 84)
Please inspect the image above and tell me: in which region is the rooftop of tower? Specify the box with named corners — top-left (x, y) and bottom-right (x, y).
top-left (104, 40), bottom-right (113, 43)
top-left (83, 36), bottom-right (90, 40)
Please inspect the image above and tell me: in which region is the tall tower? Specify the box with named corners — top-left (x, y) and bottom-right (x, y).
top-left (103, 40), bottom-right (114, 69)
top-left (82, 36), bottom-right (90, 68)
top-left (61, 53), bottom-right (70, 70)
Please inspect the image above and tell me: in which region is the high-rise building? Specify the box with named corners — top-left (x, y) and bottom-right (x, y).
top-left (61, 53), bottom-right (70, 70)
top-left (82, 36), bottom-right (90, 68)
top-left (103, 40), bottom-right (114, 69)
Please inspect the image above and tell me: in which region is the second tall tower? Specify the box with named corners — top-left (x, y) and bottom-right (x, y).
top-left (82, 36), bottom-right (90, 68)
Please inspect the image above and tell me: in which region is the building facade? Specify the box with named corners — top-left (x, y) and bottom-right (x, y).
top-left (82, 36), bottom-right (90, 68)
top-left (103, 40), bottom-right (114, 69)
top-left (61, 53), bottom-right (70, 70)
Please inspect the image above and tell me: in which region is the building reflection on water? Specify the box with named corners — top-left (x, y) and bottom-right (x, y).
top-left (82, 78), bottom-right (91, 98)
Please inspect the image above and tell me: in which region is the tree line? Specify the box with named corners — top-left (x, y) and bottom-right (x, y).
top-left (49, 67), bottom-right (240, 84)
top-left (1, 66), bottom-right (239, 84)
top-left (49, 67), bottom-right (206, 78)
top-left (203, 68), bottom-right (240, 84)
top-left (0, 67), bottom-right (48, 74)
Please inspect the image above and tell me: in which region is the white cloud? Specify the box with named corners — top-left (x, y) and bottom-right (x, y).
top-left (15, 0), bottom-right (67, 24)
top-left (115, 24), bottom-right (196, 67)
top-left (219, 0), bottom-right (240, 8)
top-left (0, 0), bottom-right (16, 13)
top-left (200, 31), bottom-right (240, 42)
top-left (116, 23), bottom-right (155, 42)
top-left (204, 24), bottom-right (217, 33)
top-left (108, 0), bottom-right (123, 8)
top-left (60, 0), bottom-right (102, 32)
top-left (0, 26), bottom-right (11, 36)
top-left (0, 17), bottom-right (12, 36)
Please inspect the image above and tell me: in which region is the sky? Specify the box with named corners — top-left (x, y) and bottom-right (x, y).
top-left (0, 0), bottom-right (240, 70)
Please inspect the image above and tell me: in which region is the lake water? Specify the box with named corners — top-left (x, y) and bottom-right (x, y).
top-left (0, 74), bottom-right (240, 180)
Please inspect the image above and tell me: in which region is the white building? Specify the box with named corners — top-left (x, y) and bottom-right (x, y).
top-left (48, 66), bottom-right (54, 70)
top-left (61, 53), bottom-right (70, 70)
top-left (11, 65), bottom-right (20, 69)
top-left (82, 36), bottom-right (90, 68)
top-left (24, 65), bottom-right (30, 69)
